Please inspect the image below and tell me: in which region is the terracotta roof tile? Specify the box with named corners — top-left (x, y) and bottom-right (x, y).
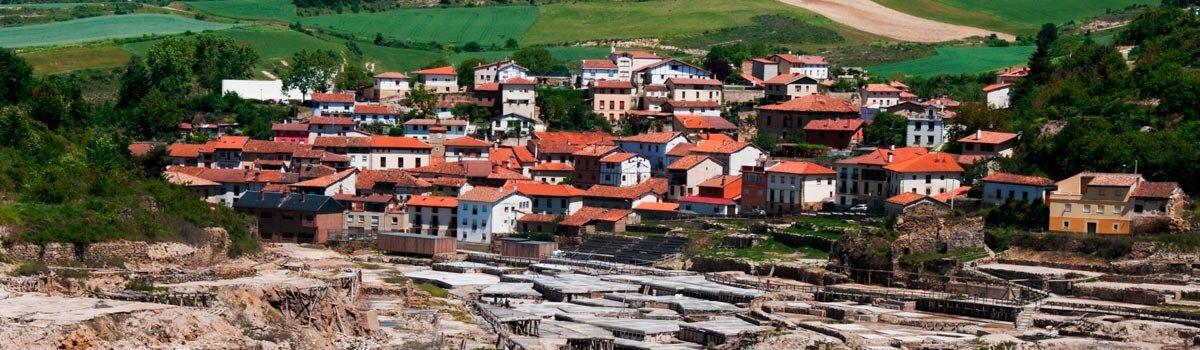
top-left (313, 136), bottom-right (371, 148)
top-left (292, 168), bottom-right (357, 189)
top-left (308, 116), bottom-right (356, 125)
top-left (982, 83), bottom-right (1012, 92)
top-left (599, 152), bottom-right (639, 163)
top-left (674, 115), bottom-right (736, 130)
top-left (356, 169), bottom-right (430, 190)
top-left (518, 213), bottom-right (558, 223)
top-left (374, 72), bottom-right (408, 79)
top-left (459, 186), bottom-right (519, 203)
top-left (211, 136), bottom-right (250, 150)
top-left (756, 94), bottom-right (858, 113)
top-left (803, 118), bottom-right (863, 131)
top-left (406, 195), bottom-right (458, 208)
top-left (486, 167), bottom-right (531, 181)
top-left (584, 178), bottom-right (666, 199)
top-left (931, 186), bottom-right (971, 203)
top-left (354, 104), bottom-right (400, 115)
top-left (430, 177), bottom-right (467, 187)
top-left (958, 130), bottom-right (1017, 144)
top-left (698, 175), bottom-right (740, 189)
top-left (633, 202), bottom-right (678, 212)
top-left (678, 196), bottom-right (735, 206)
top-left (443, 136), bottom-right (490, 148)
top-left (164, 172), bottom-right (219, 187)
top-left (883, 152), bottom-right (964, 173)
top-left (666, 77), bottom-right (721, 86)
top-left (515, 183), bottom-right (586, 197)
top-left (691, 140), bottom-right (755, 154)
top-left (529, 162), bottom-right (574, 172)
top-left (370, 136), bottom-right (432, 149)
top-left (243, 139), bottom-right (310, 154)
top-left (571, 145), bottom-right (619, 157)
top-left (1081, 172), bottom-right (1142, 187)
top-left (616, 132), bottom-right (682, 144)
top-left (885, 192), bottom-right (927, 206)
top-left (502, 77), bottom-right (535, 85)
top-left (981, 172), bottom-right (1055, 187)
top-left (835, 147), bottom-right (927, 166)
top-left (414, 66), bottom-right (456, 75)
top-left (864, 83), bottom-right (901, 93)
top-left (768, 161), bottom-right (836, 175)
top-left (1132, 181), bottom-right (1180, 198)
top-left (772, 54), bottom-right (827, 65)
top-left (666, 143), bottom-right (697, 157)
top-left (168, 143), bottom-right (204, 158)
top-left (581, 59), bottom-right (618, 69)
top-left (763, 73), bottom-right (814, 85)
top-left (695, 134), bottom-right (734, 143)
top-left (667, 155), bottom-right (718, 170)
top-left (312, 92), bottom-right (355, 103)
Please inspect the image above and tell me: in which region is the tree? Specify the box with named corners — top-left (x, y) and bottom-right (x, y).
top-left (451, 102), bottom-right (491, 124)
top-left (0, 106), bottom-right (40, 148)
top-left (407, 86), bottom-right (438, 118)
top-left (513, 47), bottom-right (554, 74)
top-left (1027, 23), bottom-right (1058, 85)
top-left (862, 112), bottom-right (907, 147)
top-left (456, 58), bottom-right (486, 86)
top-left (462, 41), bottom-right (483, 52)
top-left (505, 38), bottom-right (518, 49)
top-left (27, 77), bottom-right (86, 130)
top-left (130, 90), bottom-right (184, 139)
top-left (335, 60), bottom-right (372, 90)
top-left (145, 37), bottom-right (197, 98)
top-left (0, 48), bottom-right (33, 106)
top-left (282, 50), bottom-right (340, 95)
top-left (192, 34), bottom-right (259, 93)
top-left (705, 57), bottom-right (733, 80)
top-left (118, 56), bottom-right (152, 108)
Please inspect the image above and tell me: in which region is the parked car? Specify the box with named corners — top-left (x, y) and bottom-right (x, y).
top-left (849, 204), bottom-right (869, 212)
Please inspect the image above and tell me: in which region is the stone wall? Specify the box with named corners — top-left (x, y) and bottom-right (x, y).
top-left (891, 202), bottom-right (985, 256)
top-left (0, 228), bottom-right (230, 267)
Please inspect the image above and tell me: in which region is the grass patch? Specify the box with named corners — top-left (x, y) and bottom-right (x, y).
top-left (670, 14), bottom-right (843, 48)
top-left (125, 280), bottom-right (167, 292)
top-left (19, 46), bottom-right (131, 74)
top-left (185, 0), bottom-right (300, 22)
top-left (415, 282), bottom-right (448, 298)
top-left (382, 273), bottom-right (410, 285)
top-left (797, 216), bottom-right (859, 228)
top-left (869, 46), bottom-right (1035, 78)
top-left (355, 262), bottom-right (385, 270)
top-left (824, 41), bottom-right (938, 68)
top-left (302, 6), bottom-right (536, 46)
top-left (701, 236), bottom-right (828, 261)
top-left (900, 247), bottom-right (989, 265)
top-left (784, 226), bottom-right (844, 240)
top-left (11, 262), bottom-right (49, 276)
top-left (874, 0), bottom-right (1155, 35)
top-left (0, 14), bottom-right (237, 48)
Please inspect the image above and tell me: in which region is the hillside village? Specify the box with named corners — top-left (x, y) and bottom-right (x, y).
top-left (3, 2), bottom-right (1200, 350)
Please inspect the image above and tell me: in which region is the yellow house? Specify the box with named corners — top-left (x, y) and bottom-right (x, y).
top-left (1047, 172), bottom-right (1143, 234)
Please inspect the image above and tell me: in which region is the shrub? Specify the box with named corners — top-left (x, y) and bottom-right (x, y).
top-left (12, 262), bottom-right (49, 276)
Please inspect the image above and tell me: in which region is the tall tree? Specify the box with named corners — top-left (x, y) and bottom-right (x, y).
top-left (335, 60), bottom-right (372, 91)
top-left (118, 56), bottom-right (152, 108)
top-left (862, 112), bottom-right (907, 147)
top-left (0, 48), bottom-right (34, 106)
top-left (457, 58), bottom-right (486, 86)
top-left (423, 58), bottom-right (451, 69)
top-left (192, 34), bottom-right (259, 93)
top-left (513, 47), bottom-right (554, 74)
top-left (130, 90), bottom-right (185, 139)
top-left (407, 86), bottom-right (438, 118)
top-left (145, 37), bottom-right (197, 98)
top-left (282, 50), bottom-right (340, 95)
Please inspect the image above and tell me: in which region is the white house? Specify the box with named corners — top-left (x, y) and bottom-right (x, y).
top-left (765, 161), bottom-right (837, 212)
top-left (307, 117), bottom-right (368, 144)
top-left (221, 79), bottom-right (306, 103)
top-left (443, 136), bottom-right (491, 162)
top-left (413, 66), bottom-right (458, 93)
top-left (514, 183), bottom-right (586, 215)
top-left (580, 59), bottom-right (620, 87)
top-left (689, 141), bottom-right (764, 176)
top-left (599, 152), bottom-right (651, 187)
top-left (666, 77), bottom-right (723, 102)
top-left (372, 72), bottom-right (409, 101)
top-left (610, 50), bottom-right (661, 81)
top-left (663, 100), bottom-right (722, 117)
top-left (633, 59), bottom-right (713, 87)
top-left (368, 136), bottom-right (432, 170)
top-left (456, 187), bottom-right (530, 244)
top-left (405, 195), bottom-right (458, 236)
top-left (763, 73), bottom-right (820, 100)
top-left (474, 60), bottom-right (529, 86)
top-left (291, 168), bottom-right (359, 197)
top-left (353, 104), bottom-right (402, 125)
top-left (311, 92), bottom-right (355, 116)
top-left (666, 155), bottom-right (725, 199)
top-left (614, 132), bottom-right (688, 171)
top-left (980, 172), bottom-right (1057, 206)
top-left (749, 58), bottom-right (780, 82)
top-left (860, 84), bottom-right (901, 108)
top-left (529, 162), bottom-right (574, 185)
top-left (312, 136), bottom-right (372, 169)
top-left (884, 152), bottom-right (965, 197)
top-left (769, 54), bottom-right (829, 80)
top-left (491, 113), bottom-right (541, 139)
top-left (501, 77), bottom-right (537, 119)
top-left (904, 109), bottom-right (947, 149)
top-left (402, 119), bottom-right (470, 140)
top-left (984, 83), bottom-right (1012, 109)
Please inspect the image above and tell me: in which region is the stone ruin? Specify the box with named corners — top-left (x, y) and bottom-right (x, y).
top-left (890, 201), bottom-right (986, 257)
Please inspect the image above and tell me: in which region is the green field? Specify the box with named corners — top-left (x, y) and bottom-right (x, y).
top-left (525, 0), bottom-right (873, 46)
top-left (874, 0), bottom-right (1155, 35)
top-left (0, 14), bottom-right (236, 48)
top-left (20, 46), bottom-right (132, 74)
top-left (184, 0), bottom-right (299, 22)
top-left (869, 46), bottom-right (1035, 77)
top-left (302, 6), bottom-right (537, 45)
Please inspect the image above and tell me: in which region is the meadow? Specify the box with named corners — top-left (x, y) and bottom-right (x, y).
top-left (0, 14), bottom-right (236, 48)
top-left (301, 6), bottom-right (537, 45)
top-left (19, 46), bottom-right (131, 74)
top-left (873, 0), bottom-right (1156, 35)
top-left (868, 46), bottom-right (1035, 78)
top-left (184, 0), bottom-right (299, 22)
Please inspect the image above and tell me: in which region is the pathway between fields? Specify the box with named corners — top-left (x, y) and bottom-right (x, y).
top-left (778, 0), bottom-right (1014, 42)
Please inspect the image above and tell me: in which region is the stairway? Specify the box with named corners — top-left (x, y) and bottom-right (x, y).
top-left (1014, 305), bottom-right (1035, 331)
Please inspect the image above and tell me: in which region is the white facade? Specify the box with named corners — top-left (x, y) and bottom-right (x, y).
top-left (531, 195), bottom-right (583, 215)
top-left (695, 146), bottom-right (765, 176)
top-left (890, 172), bottom-right (963, 197)
top-left (987, 86), bottom-right (1011, 109)
top-left (492, 113), bottom-right (542, 137)
top-left (457, 192), bottom-right (531, 244)
top-left (307, 125), bottom-right (368, 144)
top-left (600, 155), bottom-right (652, 187)
top-left (475, 63), bottom-right (529, 85)
top-left (407, 205), bottom-right (456, 236)
top-left (981, 182), bottom-right (1052, 206)
top-left (421, 74), bottom-right (458, 93)
top-left (581, 67), bottom-right (619, 86)
top-left (636, 60), bottom-right (712, 86)
top-left (314, 102), bottom-right (354, 116)
top-left (501, 82), bottom-right (536, 118)
top-left (531, 171), bottom-right (570, 185)
top-left (905, 113), bottom-right (947, 149)
top-left (796, 64), bottom-right (829, 80)
top-left (445, 146), bottom-right (489, 162)
top-left (766, 173), bottom-right (836, 210)
top-left (861, 91), bottom-right (900, 108)
top-left (667, 82), bottom-right (723, 102)
top-left (369, 148), bottom-right (431, 170)
top-left (610, 52), bottom-right (661, 81)
top-left (615, 135), bottom-right (688, 171)
top-left (668, 158), bottom-right (725, 199)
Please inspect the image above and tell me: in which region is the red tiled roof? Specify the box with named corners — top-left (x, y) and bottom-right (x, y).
top-left (474, 82), bottom-right (500, 92)
top-left (430, 177), bottom-right (467, 187)
top-left (666, 77), bottom-right (722, 86)
top-left (981, 172), bottom-right (1056, 187)
top-left (633, 202), bottom-right (678, 212)
top-left (599, 152), bottom-right (639, 163)
top-left (164, 172), bottom-right (219, 187)
top-left (168, 143), bottom-right (204, 158)
top-left (864, 83), bottom-right (901, 93)
top-left (768, 161), bottom-right (836, 175)
top-left (1132, 181), bottom-right (1180, 198)
top-left (529, 162), bottom-right (574, 172)
top-left (406, 195), bottom-right (458, 208)
top-left (166, 166), bottom-right (282, 184)
top-left (585, 178), bottom-right (667, 199)
top-left (674, 115), bottom-right (737, 130)
top-left (444, 136), bottom-right (490, 148)
top-left (313, 136), bottom-right (371, 148)
top-left (581, 59), bottom-right (618, 69)
top-left (533, 131), bottom-right (615, 154)
top-left (272, 123), bottom-right (309, 132)
top-left (958, 130), bottom-right (1017, 144)
top-left (803, 118), bottom-right (863, 131)
top-left (667, 155), bottom-right (718, 170)
top-left (518, 213), bottom-right (558, 223)
top-left (616, 132), bottom-right (682, 144)
top-left (643, 84), bottom-right (668, 92)
top-left (502, 77), bottom-right (535, 85)
top-left (514, 183), bottom-right (586, 197)
top-left (889, 80), bottom-right (909, 90)
top-left (883, 152), bottom-right (964, 173)
top-left (292, 168), bottom-right (357, 189)
top-left (1081, 172), bottom-right (1142, 187)
top-left (692, 140), bottom-right (755, 154)
top-left (354, 104), bottom-right (400, 115)
top-left (254, 159), bottom-right (286, 167)
top-left (414, 66), bottom-right (456, 75)
top-left (835, 147), bottom-right (927, 166)
top-left (763, 73), bottom-right (813, 85)
top-left (312, 92), bottom-right (355, 103)
top-left (308, 116), bottom-right (356, 125)
top-left (408, 162), bottom-right (467, 177)
top-left (756, 94), bottom-right (858, 113)
top-left (772, 54), bottom-right (827, 65)
top-left (370, 136), bottom-right (432, 149)
top-left (211, 136), bottom-right (250, 150)
top-left (560, 207), bottom-right (631, 226)
top-left (590, 80), bottom-right (633, 89)
top-left (666, 143), bottom-right (696, 157)
top-left (997, 66), bottom-right (1029, 77)
top-left (571, 145), bottom-right (619, 157)
top-left (678, 196), bottom-right (735, 206)
top-left (374, 72), bottom-right (408, 79)
top-left (695, 134), bottom-right (734, 143)
top-left (740, 72), bottom-right (765, 87)
top-left (982, 83), bottom-right (1012, 92)
top-left (356, 169), bottom-right (430, 190)
top-left (886, 192), bottom-right (928, 206)
top-left (487, 167), bottom-right (531, 181)
top-left (932, 186), bottom-right (971, 203)
top-left (459, 186), bottom-right (519, 203)
top-left (128, 142), bottom-right (160, 157)
top-left (698, 175), bottom-right (740, 189)
top-left (900, 91), bottom-right (918, 99)
top-left (243, 139), bottom-right (309, 154)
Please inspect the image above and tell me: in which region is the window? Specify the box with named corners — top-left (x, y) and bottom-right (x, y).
top-left (1063, 221), bottom-right (1070, 229)
top-left (380, 158), bottom-right (387, 168)
top-left (1099, 188), bottom-right (1106, 196)
top-left (1097, 205), bottom-right (1105, 214)
top-left (1083, 205), bottom-right (1091, 214)
top-left (925, 175), bottom-right (932, 184)
top-left (1064, 203), bottom-right (1072, 212)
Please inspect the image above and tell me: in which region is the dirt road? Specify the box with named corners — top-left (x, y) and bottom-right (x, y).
top-left (778, 0), bottom-right (1014, 43)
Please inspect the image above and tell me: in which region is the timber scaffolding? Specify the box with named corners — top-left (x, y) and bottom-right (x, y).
top-left (97, 290), bottom-right (215, 308)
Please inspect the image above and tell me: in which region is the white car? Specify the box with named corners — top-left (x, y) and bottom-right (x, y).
top-left (849, 204), bottom-right (869, 212)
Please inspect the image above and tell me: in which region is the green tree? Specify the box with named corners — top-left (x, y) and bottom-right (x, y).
top-left (118, 55), bottom-right (152, 108)
top-left (457, 57), bottom-right (486, 86)
top-left (505, 38), bottom-right (518, 49)
top-left (451, 102), bottom-right (491, 124)
top-left (513, 47), bottom-right (554, 74)
top-left (191, 34), bottom-right (259, 93)
top-left (131, 90), bottom-right (184, 139)
top-left (145, 37), bottom-right (197, 98)
top-left (862, 112), bottom-right (907, 147)
top-left (85, 136), bottom-right (124, 170)
top-left (282, 50), bottom-right (340, 95)
top-left (462, 41), bottom-right (483, 52)
top-left (0, 106), bottom-right (41, 148)
top-left (28, 78), bottom-right (72, 129)
top-left (423, 58), bottom-right (451, 70)
top-left (336, 60), bottom-right (372, 90)
top-left (0, 48), bottom-right (33, 106)
top-left (407, 86), bottom-right (438, 118)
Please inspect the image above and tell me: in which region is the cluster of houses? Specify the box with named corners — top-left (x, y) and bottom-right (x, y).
top-left (178, 49), bottom-right (1185, 247)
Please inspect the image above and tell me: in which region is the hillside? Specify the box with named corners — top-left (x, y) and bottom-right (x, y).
top-left (872, 0), bottom-right (1156, 35)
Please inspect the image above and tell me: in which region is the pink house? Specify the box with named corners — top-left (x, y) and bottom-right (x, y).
top-left (272, 122), bottom-right (310, 144)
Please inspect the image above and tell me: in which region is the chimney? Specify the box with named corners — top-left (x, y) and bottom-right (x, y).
top-left (887, 152), bottom-right (893, 163)
top-left (975, 129), bottom-right (982, 140)
top-left (889, 144), bottom-right (895, 150)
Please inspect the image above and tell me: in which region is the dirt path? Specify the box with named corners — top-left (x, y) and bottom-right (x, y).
top-left (778, 0), bottom-right (1014, 43)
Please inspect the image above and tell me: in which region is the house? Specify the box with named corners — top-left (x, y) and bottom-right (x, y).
top-left (165, 166), bottom-right (282, 207)
top-left (483, 166), bottom-right (532, 187)
top-left (239, 139), bottom-right (307, 171)
top-left (633, 59), bottom-right (713, 87)
top-left (474, 60), bottom-right (529, 86)
top-left (311, 92), bottom-right (356, 116)
top-left (892, 105), bottom-right (947, 149)
top-left (883, 192), bottom-right (950, 216)
top-left (489, 145), bottom-right (539, 175)
top-left (738, 161), bottom-right (768, 213)
top-left (995, 66), bottom-right (1029, 84)
top-left (372, 72), bottom-right (410, 101)
top-left (414, 66), bottom-right (458, 93)
top-left (984, 83), bottom-right (1012, 109)
top-left (307, 117), bottom-right (367, 143)
top-left (312, 136), bottom-right (372, 169)
top-left (610, 50), bottom-right (662, 81)
top-left (221, 79), bottom-right (306, 103)
top-left (860, 84), bottom-right (901, 108)
top-left (614, 131), bottom-right (688, 171)
top-left (559, 207), bottom-right (639, 235)
top-left (528, 131), bottom-right (614, 164)
top-left (666, 155), bottom-right (725, 200)
top-left (755, 94), bottom-right (859, 141)
top-left (369, 136), bottom-right (433, 170)
top-left (355, 169), bottom-right (432, 202)
top-left (291, 168), bottom-right (358, 196)
top-left (529, 162), bottom-right (574, 184)
top-left (641, 83), bottom-right (670, 111)
top-left (663, 100), bottom-right (721, 117)
top-left (164, 171), bottom-right (221, 201)
top-left (672, 114), bottom-right (736, 135)
top-left (679, 175), bottom-right (742, 216)
top-left (443, 136), bottom-right (491, 162)
top-left (769, 54), bottom-right (829, 80)
top-left (599, 152), bottom-right (651, 187)
top-left (336, 193), bottom-right (404, 233)
top-left (405, 195), bottom-right (458, 236)
top-left (580, 59), bottom-right (620, 87)
top-left (665, 142), bottom-right (696, 167)
top-left (589, 80), bottom-right (635, 123)
top-left (353, 104), bottom-right (402, 125)
top-left (517, 214), bottom-right (560, 234)
top-left (491, 113), bottom-right (540, 139)
top-left (406, 160), bottom-right (492, 184)
top-left (272, 122), bottom-right (310, 144)
top-left (959, 130), bottom-right (1018, 157)
top-left (1047, 172), bottom-right (1188, 234)
top-left (209, 135), bottom-right (251, 169)
top-left (403, 119), bottom-right (470, 140)
top-left (763, 73), bottom-right (821, 100)
top-left (749, 58), bottom-right (779, 82)
top-left (689, 140), bottom-right (765, 176)
top-left (583, 178), bottom-right (667, 209)
top-left (885, 152), bottom-right (965, 197)
top-left (292, 149), bottom-right (351, 170)
top-left (571, 145), bottom-right (619, 188)
top-left (834, 146), bottom-right (929, 208)
top-left (501, 77), bottom-right (537, 119)
top-left (980, 172), bottom-right (1057, 206)
top-left (234, 191), bottom-right (346, 244)
top-left (456, 186), bottom-right (531, 244)
top-left (666, 77), bottom-right (722, 103)
top-left (765, 161), bottom-right (836, 212)
top-left (803, 118), bottom-right (863, 151)
top-left (514, 183), bottom-right (586, 215)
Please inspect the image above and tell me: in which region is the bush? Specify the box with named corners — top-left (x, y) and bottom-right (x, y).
top-left (12, 262), bottom-right (49, 276)
top-left (415, 282), bottom-right (448, 298)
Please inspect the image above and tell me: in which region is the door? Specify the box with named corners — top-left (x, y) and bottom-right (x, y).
top-left (1086, 222), bottom-right (1098, 234)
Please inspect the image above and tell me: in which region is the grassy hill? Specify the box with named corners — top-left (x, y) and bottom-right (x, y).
top-left (302, 6), bottom-right (537, 46)
top-left (869, 46), bottom-right (1035, 78)
top-left (0, 14), bottom-right (237, 48)
top-left (184, 0), bottom-right (300, 22)
top-left (873, 0), bottom-right (1155, 35)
